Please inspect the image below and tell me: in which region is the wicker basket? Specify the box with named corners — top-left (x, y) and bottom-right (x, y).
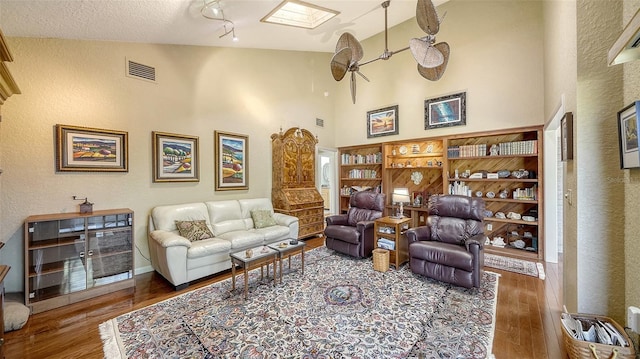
top-left (562, 313), bottom-right (636, 359)
top-left (372, 249), bottom-right (389, 272)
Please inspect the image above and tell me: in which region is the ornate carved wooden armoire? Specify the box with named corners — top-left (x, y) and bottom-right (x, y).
top-left (271, 127), bottom-right (324, 239)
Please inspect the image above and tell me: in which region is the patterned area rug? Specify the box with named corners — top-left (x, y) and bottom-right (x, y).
top-left (100, 247), bottom-right (499, 358)
top-left (484, 253), bottom-right (546, 280)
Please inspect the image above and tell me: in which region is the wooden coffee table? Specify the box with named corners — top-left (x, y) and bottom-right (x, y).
top-left (230, 245), bottom-right (278, 300)
top-left (268, 240), bottom-right (306, 284)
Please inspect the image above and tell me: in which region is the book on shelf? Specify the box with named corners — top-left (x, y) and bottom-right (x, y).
top-left (341, 152), bottom-right (382, 165)
top-left (447, 140), bottom-right (538, 158)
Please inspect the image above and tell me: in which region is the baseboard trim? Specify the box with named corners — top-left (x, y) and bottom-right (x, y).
top-left (135, 265), bottom-right (154, 275)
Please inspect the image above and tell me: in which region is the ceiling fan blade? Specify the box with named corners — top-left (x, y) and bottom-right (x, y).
top-left (330, 47), bottom-right (352, 81)
top-left (409, 37), bottom-right (444, 68)
top-left (416, 0), bottom-right (440, 35)
top-left (350, 71), bottom-right (357, 104)
top-left (336, 32), bottom-right (364, 62)
top-left (356, 70), bottom-right (370, 82)
top-left (417, 42), bottom-right (449, 81)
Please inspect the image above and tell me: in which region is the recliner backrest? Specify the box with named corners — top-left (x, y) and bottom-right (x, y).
top-left (426, 195), bottom-right (485, 245)
top-left (346, 191), bottom-right (385, 226)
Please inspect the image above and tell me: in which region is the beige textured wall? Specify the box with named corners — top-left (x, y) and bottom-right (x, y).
top-left (576, 0), bottom-right (625, 321)
top-left (623, 0), bottom-right (640, 319)
top-left (332, 0), bottom-right (544, 147)
top-left (0, 38), bottom-right (335, 292)
top-left (543, 0), bottom-right (577, 310)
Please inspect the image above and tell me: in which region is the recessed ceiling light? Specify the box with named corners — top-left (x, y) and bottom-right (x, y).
top-left (261, 0), bottom-right (339, 29)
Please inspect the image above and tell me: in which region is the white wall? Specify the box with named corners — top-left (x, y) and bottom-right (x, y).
top-left (332, 0), bottom-right (545, 147)
top-left (0, 38), bottom-right (335, 292)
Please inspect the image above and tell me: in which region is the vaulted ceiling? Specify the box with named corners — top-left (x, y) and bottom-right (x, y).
top-left (0, 0), bottom-right (445, 53)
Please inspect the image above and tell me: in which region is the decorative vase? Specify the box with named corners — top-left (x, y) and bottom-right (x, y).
top-left (245, 248), bottom-right (253, 258)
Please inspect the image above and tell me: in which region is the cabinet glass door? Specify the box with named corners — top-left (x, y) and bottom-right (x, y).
top-left (27, 218), bottom-right (87, 301)
top-left (86, 214), bottom-right (133, 287)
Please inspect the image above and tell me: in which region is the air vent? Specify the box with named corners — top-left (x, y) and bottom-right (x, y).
top-left (316, 118), bottom-right (324, 127)
top-left (126, 58), bottom-right (156, 83)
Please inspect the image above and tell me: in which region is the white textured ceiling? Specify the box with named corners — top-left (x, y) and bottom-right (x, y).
top-left (0, 0), bottom-right (442, 53)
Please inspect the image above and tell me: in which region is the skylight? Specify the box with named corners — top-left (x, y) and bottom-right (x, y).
top-left (261, 0), bottom-right (339, 29)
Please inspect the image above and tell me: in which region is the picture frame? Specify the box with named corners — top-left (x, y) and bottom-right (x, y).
top-left (152, 131), bottom-right (199, 182)
top-left (560, 112), bottom-right (574, 161)
top-left (367, 105), bottom-right (399, 138)
top-left (617, 101), bottom-right (640, 169)
top-left (424, 92), bottom-right (466, 130)
top-left (411, 191), bottom-right (425, 206)
top-left (215, 131), bottom-right (248, 191)
top-left (56, 124), bottom-right (128, 172)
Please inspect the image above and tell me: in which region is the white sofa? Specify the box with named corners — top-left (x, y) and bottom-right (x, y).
top-left (148, 198), bottom-right (299, 289)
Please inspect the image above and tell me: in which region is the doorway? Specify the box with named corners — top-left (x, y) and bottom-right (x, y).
top-left (317, 147), bottom-right (338, 216)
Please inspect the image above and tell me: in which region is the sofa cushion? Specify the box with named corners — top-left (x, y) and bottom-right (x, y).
top-left (255, 225), bottom-right (290, 241)
top-left (205, 200), bottom-right (248, 235)
top-left (175, 220), bottom-right (214, 241)
top-left (251, 210), bottom-right (277, 229)
top-left (217, 230), bottom-right (264, 249)
top-left (151, 202), bottom-right (210, 231)
top-left (187, 238), bottom-right (232, 259)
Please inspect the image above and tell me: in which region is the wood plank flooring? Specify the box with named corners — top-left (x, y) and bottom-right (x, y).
top-left (5, 237), bottom-right (566, 358)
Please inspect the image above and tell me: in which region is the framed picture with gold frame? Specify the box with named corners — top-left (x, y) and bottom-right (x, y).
top-left (56, 124), bottom-right (128, 172)
top-left (215, 131), bottom-right (248, 191)
top-left (152, 131), bottom-right (199, 182)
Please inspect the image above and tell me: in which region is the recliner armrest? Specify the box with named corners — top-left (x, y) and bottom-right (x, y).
top-left (465, 233), bottom-right (486, 251)
top-left (149, 230), bottom-right (192, 248)
top-left (406, 226), bottom-right (432, 244)
top-left (326, 214), bottom-right (348, 226)
top-left (355, 220), bottom-right (375, 231)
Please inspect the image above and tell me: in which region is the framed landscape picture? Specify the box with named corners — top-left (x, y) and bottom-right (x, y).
top-left (424, 92), bottom-right (466, 130)
top-left (56, 124), bottom-right (128, 172)
top-left (215, 131), bottom-right (248, 191)
top-left (152, 131), bottom-right (199, 182)
top-left (617, 101), bottom-right (640, 169)
top-left (367, 105), bottom-right (399, 138)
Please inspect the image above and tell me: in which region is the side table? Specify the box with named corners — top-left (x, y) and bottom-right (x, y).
top-left (374, 216), bottom-right (411, 269)
top-left (230, 246), bottom-right (278, 300)
top-left (268, 240), bottom-right (306, 283)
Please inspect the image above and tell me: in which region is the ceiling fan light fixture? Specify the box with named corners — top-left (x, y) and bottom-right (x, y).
top-left (261, 0), bottom-right (339, 29)
top-left (409, 38), bottom-right (444, 68)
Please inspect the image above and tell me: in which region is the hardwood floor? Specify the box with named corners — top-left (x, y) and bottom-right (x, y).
top-left (5, 237), bottom-right (566, 358)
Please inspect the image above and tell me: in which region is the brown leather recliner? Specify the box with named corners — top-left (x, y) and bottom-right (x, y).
top-left (324, 191), bottom-right (385, 258)
top-left (406, 195), bottom-right (486, 289)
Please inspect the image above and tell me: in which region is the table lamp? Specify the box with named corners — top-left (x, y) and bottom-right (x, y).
top-left (392, 188), bottom-right (410, 218)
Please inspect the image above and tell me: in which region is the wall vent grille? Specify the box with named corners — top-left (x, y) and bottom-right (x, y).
top-left (126, 58), bottom-right (156, 83)
top-left (316, 118), bottom-right (324, 127)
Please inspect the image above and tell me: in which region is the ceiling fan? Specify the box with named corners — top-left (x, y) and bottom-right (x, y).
top-left (330, 0), bottom-right (449, 103)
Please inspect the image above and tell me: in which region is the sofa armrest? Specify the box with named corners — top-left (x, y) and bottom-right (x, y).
top-left (272, 212), bottom-right (297, 227)
top-left (406, 226), bottom-right (432, 244)
top-left (326, 214), bottom-right (348, 226)
top-left (149, 230), bottom-right (192, 248)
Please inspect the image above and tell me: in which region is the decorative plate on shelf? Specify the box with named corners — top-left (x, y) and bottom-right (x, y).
top-left (399, 145), bottom-right (408, 155)
top-left (411, 171), bottom-right (423, 185)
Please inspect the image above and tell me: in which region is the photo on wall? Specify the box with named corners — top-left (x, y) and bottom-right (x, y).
top-left (152, 131), bottom-right (199, 182)
top-left (424, 92), bottom-right (466, 130)
top-left (215, 131), bottom-right (248, 191)
top-left (617, 101), bottom-right (640, 169)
